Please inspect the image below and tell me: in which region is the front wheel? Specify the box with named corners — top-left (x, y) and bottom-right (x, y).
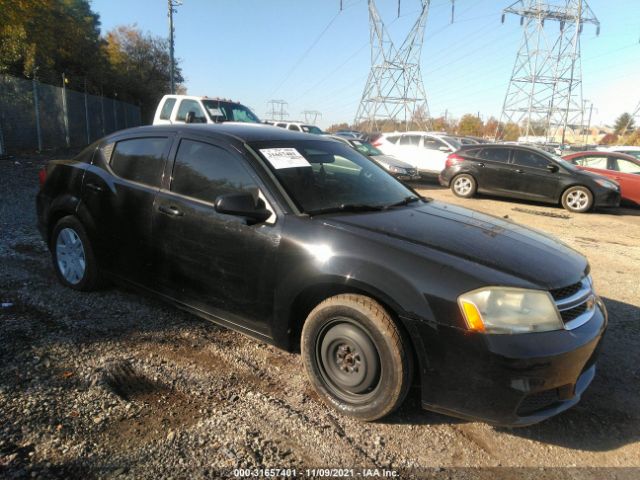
top-left (451, 174), bottom-right (477, 198)
top-left (301, 294), bottom-right (413, 421)
top-left (561, 186), bottom-right (593, 213)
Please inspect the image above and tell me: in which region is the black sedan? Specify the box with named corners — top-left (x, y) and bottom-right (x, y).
top-left (328, 134), bottom-right (420, 181)
top-left (37, 124), bottom-right (606, 425)
top-left (439, 144), bottom-right (621, 213)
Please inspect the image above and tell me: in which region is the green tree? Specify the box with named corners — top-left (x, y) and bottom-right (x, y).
top-left (501, 123), bottom-right (521, 142)
top-left (104, 25), bottom-right (184, 123)
top-left (614, 112), bottom-right (635, 135)
top-left (457, 114), bottom-right (484, 136)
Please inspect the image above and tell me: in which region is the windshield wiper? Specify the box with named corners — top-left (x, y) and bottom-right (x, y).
top-left (307, 203), bottom-right (386, 216)
top-left (384, 196), bottom-right (422, 209)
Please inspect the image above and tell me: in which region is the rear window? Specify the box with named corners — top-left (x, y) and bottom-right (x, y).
top-left (159, 98), bottom-right (176, 120)
top-left (110, 137), bottom-right (169, 187)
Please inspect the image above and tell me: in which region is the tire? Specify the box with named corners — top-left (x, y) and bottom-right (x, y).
top-left (451, 174), bottom-right (477, 198)
top-left (51, 215), bottom-right (102, 291)
top-left (301, 294), bottom-right (413, 421)
top-left (561, 186), bottom-right (593, 213)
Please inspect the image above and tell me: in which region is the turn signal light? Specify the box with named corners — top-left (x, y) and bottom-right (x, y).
top-left (460, 300), bottom-right (486, 332)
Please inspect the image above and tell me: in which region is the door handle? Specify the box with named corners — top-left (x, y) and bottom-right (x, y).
top-left (515, 169), bottom-right (525, 174)
top-left (158, 205), bottom-right (184, 217)
top-left (85, 182), bottom-right (104, 192)
top-left (476, 162), bottom-right (485, 167)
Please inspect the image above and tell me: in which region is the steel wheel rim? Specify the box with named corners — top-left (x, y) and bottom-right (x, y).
top-left (55, 228), bottom-right (86, 284)
top-left (316, 317), bottom-right (381, 403)
top-left (567, 190), bottom-right (588, 210)
top-left (454, 177), bottom-right (472, 195)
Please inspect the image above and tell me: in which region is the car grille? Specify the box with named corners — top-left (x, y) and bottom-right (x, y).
top-left (551, 276), bottom-right (596, 330)
top-left (549, 282), bottom-right (582, 301)
top-left (517, 389), bottom-right (561, 416)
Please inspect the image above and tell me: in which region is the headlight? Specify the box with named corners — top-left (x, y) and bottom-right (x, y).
top-left (594, 178), bottom-right (618, 190)
top-left (388, 165), bottom-right (407, 174)
top-left (458, 287), bottom-right (562, 334)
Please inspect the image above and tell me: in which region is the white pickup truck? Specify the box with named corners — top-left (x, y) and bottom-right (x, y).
top-left (153, 95), bottom-right (261, 125)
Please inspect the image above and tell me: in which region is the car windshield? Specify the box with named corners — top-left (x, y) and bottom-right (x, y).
top-left (301, 125), bottom-right (324, 134)
top-left (202, 100), bottom-right (261, 123)
top-left (351, 140), bottom-right (383, 156)
top-left (249, 140), bottom-right (420, 215)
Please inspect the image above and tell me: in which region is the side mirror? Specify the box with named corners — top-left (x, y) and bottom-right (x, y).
top-left (185, 111), bottom-right (196, 124)
top-left (214, 192), bottom-right (271, 225)
top-left (546, 164), bottom-right (559, 173)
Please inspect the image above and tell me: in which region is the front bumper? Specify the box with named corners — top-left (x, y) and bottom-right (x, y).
top-left (406, 299), bottom-right (607, 426)
top-left (593, 188), bottom-right (621, 208)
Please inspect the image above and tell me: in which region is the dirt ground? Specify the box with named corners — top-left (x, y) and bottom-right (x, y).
top-left (1, 154), bottom-right (639, 479)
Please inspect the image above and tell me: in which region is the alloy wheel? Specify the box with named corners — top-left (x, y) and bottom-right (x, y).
top-left (55, 227), bottom-right (86, 285)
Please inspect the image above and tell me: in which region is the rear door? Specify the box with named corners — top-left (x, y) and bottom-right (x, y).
top-left (394, 134), bottom-right (423, 170)
top-left (82, 135), bottom-right (173, 286)
top-left (151, 136), bottom-right (281, 336)
top-left (470, 147), bottom-right (513, 194)
top-left (509, 149), bottom-right (561, 201)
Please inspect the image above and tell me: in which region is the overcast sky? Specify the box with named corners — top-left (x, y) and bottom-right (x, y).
top-left (91, 0), bottom-right (640, 128)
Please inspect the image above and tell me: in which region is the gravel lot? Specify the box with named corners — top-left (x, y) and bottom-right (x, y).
top-left (1, 153), bottom-right (639, 479)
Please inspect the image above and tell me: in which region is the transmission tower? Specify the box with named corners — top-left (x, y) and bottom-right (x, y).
top-left (354, 0), bottom-right (442, 132)
top-left (498, 0), bottom-right (599, 143)
top-left (302, 110), bottom-right (322, 124)
top-left (266, 100), bottom-right (289, 121)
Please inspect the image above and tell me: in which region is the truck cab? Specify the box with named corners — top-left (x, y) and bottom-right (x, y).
top-left (153, 95), bottom-right (261, 125)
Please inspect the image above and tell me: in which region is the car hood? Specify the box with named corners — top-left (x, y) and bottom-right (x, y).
top-left (326, 201), bottom-right (587, 288)
top-left (371, 154), bottom-right (415, 169)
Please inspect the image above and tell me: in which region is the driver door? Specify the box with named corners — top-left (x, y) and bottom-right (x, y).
top-left (151, 137), bottom-right (281, 336)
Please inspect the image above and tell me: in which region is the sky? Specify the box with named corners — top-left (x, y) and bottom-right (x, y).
top-left (91, 0), bottom-right (640, 129)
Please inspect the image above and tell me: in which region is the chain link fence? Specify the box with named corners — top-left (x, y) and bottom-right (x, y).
top-left (0, 73), bottom-right (141, 156)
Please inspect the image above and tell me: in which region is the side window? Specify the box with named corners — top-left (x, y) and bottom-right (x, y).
top-left (276, 123), bottom-right (286, 128)
top-left (385, 135), bottom-right (399, 144)
top-left (423, 137), bottom-right (448, 150)
top-left (614, 159), bottom-right (640, 174)
top-left (288, 124), bottom-right (301, 131)
top-left (110, 137), bottom-right (168, 187)
top-left (477, 148), bottom-right (510, 163)
top-left (159, 98), bottom-right (176, 120)
top-left (171, 139), bottom-right (257, 203)
top-left (512, 150), bottom-right (550, 169)
top-left (399, 135), bottom-right (420, 146)
top-left (175, 100), bottom-right (206, 122)
top-left (576, 156), bottom-right (608, 169)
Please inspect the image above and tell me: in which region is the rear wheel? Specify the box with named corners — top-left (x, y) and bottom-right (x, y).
top-left (451, 174), bottom-right (477, 198)
top-left (561, 186), bottom-right (593, 213)
top-left (301, 294), bottom-right (413, 421)
top-left (51, 216), bottom-right (102, 291)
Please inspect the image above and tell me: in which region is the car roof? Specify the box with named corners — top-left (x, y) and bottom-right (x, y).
top-left (159, 94), bottom-right (244, 105)
top-left (564, 150), bottom-right (640, 162)
top-left (106, 123), bottom-right (327, 143)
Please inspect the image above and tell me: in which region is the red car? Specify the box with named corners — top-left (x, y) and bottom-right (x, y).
top-left (563, 151), bottom-right (640, 206)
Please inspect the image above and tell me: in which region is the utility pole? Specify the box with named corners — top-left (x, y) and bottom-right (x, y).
top-left (302, 110), bottom-right (322, 124)
top-left (61, 73), bottom-right (70, 148)
top-left (266, 100), bottom-right (289, 121)
top-left (354, 1), bottom-right (453, 132)
top-left (498, 0), bottom-right (599, 143)
top-left (168, 0), bottom-right (182, 94)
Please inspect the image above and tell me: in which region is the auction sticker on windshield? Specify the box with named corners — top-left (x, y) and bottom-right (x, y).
top-left (260, 148), bottom-right (311, 169)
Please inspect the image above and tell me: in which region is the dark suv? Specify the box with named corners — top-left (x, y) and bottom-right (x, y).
top-left (37, 124), bottom-right (607, 425)
top-left (439, 144), bottom-right (621, 213)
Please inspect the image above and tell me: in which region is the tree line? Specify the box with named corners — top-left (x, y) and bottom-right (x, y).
top-left (0, 0), bottom-right (183, 123)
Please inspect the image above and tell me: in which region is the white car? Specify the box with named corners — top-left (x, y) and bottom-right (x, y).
top-left (153, 95), bottom-right (261, 125)
top-left (268, 121), bottom-right (325, 135)
top-left (372, 132), bottom-right (461, 176)
top-left (597, 145), bottom-right (640, 160)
